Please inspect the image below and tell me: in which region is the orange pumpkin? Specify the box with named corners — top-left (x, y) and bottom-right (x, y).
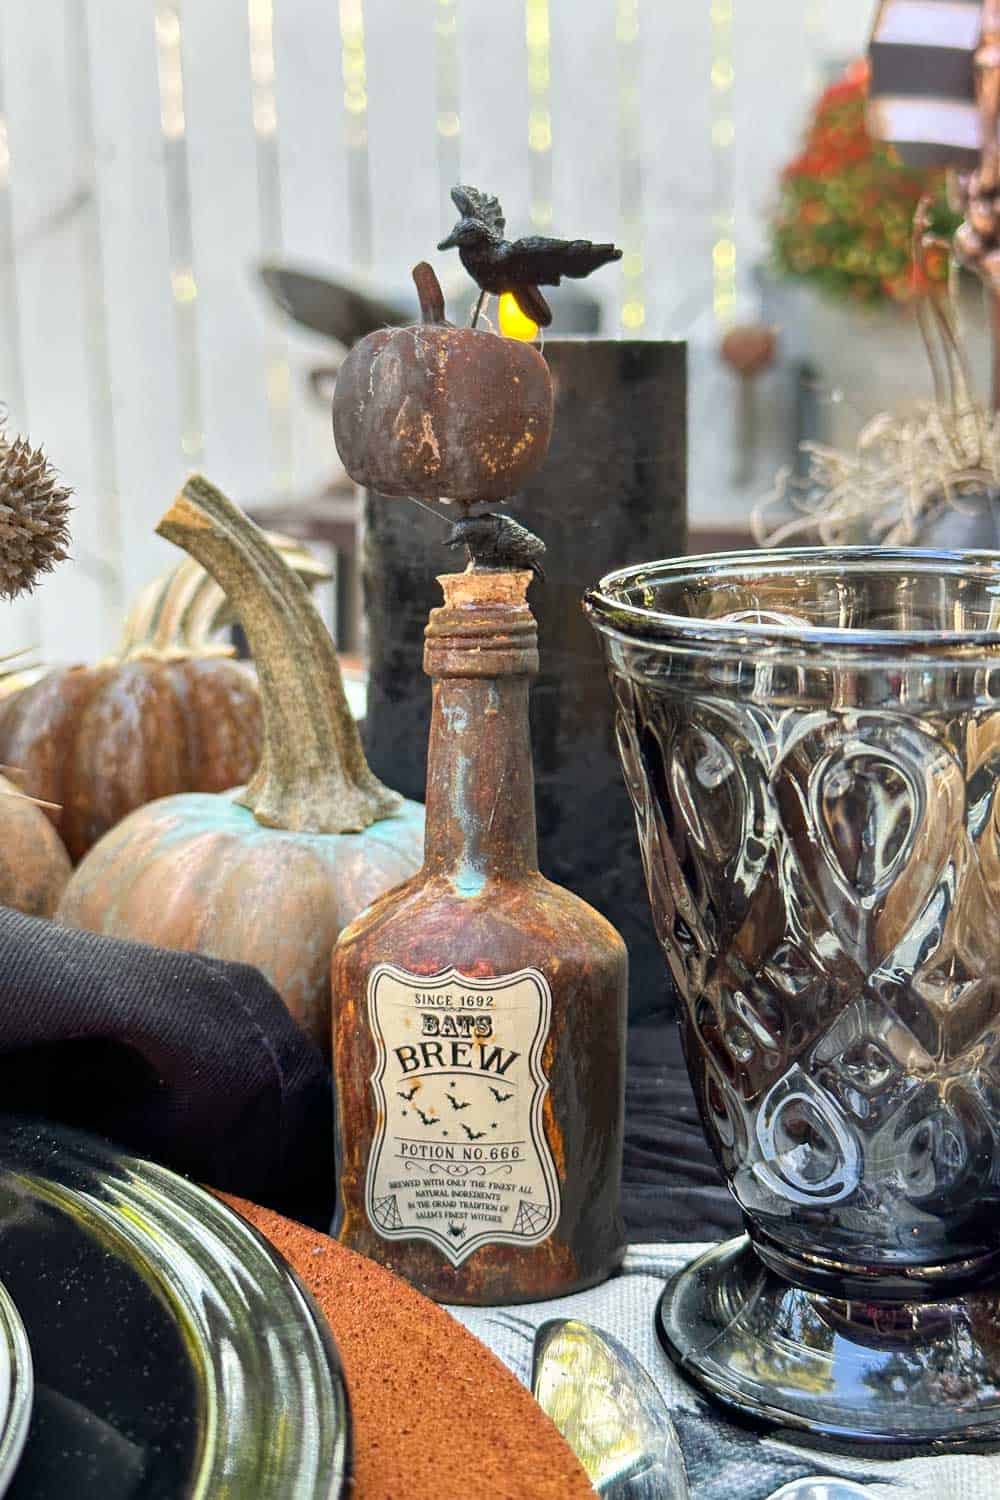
top-left (332, 262), bottom-right (553, 502)
top-left (0, 535), bottom-right (328, 862)
top-left (58, 476), bottom-right (424, 1052)
top-left (0, 772), bottom-right (70, 916)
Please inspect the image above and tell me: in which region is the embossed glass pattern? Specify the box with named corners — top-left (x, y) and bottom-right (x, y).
top-left (586, 548), bottom-right (1000, 1445)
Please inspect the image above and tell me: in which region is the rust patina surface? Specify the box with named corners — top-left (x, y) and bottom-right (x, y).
top-left (332, 263), bottom-right (553, 503)
top-left (333, 571), bottom-right (627, 1305)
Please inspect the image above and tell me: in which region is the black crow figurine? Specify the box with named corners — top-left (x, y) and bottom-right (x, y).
top-left (446, 513), bottom-right (547, 579)
top-left (437, 185), bottom-right (622, 327)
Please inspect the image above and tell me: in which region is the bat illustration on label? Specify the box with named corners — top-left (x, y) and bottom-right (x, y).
top-left (448, 1222), bottom-right (465, 1239)
top-left (489, 1087), bottom-right (513, 1103)
top-left (461, 1123), bottom-right (486, 1141)
top-left (416, 1106), bottom-right (440, 1127)
top-left (397, 1085), bottom-right (419, 1101)
top-left (446, 1090), bottom-right (470, 1111)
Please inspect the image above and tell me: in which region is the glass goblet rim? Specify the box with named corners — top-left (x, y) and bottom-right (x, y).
top-left (584, 545), bottom-right (1000, 668)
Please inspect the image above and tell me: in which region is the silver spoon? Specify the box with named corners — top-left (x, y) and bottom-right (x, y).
top-left (532, 1318), bottom-right (689, 1498)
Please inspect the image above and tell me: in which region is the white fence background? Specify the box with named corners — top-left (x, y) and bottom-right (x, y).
top-left (0, 0), bottom-right (872, 663)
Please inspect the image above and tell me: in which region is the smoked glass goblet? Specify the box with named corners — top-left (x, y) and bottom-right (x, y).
top-left (586, 548), bottom-right (1000, 1446)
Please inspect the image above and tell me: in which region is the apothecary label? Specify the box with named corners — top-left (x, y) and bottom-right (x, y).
top-left (364, 964), bottom-right (560, 1266)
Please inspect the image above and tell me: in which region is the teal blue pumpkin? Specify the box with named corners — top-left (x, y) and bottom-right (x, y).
top-left (58, 476), bottom-right (424, 1054)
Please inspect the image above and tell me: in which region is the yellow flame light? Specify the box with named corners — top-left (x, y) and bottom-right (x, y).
top-left (498, 293), bottom-right (539, 342)
top-left (616, 0), bottom-right (644, 333)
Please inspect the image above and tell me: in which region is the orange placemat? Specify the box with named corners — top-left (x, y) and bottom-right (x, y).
top-left (223, 1196), bottom-right (594, 1500)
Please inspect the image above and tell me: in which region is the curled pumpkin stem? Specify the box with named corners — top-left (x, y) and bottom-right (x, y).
top-left (157, 475), bottom-right (400, 835)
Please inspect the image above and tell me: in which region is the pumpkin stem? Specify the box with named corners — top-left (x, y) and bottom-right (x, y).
top-left (413, 261), bottom-right (446, 324)
top-left (156, 475), bottom-right (401, 834)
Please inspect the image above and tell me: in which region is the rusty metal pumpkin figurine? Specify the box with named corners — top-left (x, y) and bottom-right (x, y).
top-left (333, 261), bottom-right (554, 506)
top-left (330, 245), bottom-right (627, 1305)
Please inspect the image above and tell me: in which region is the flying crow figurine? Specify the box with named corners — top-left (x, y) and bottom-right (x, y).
top-left (437, 185), bottom-right (622, 327)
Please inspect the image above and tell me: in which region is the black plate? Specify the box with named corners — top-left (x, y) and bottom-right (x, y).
top-left (0, 1117), bottom-right (349, 1498)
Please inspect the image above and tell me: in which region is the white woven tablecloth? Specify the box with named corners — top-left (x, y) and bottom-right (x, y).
top-left (449, 1243), bottom-right (999, 1500)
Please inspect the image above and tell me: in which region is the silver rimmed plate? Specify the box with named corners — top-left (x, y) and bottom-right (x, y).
top-left (0, 1280), bottom-right (32, 1497)
top-left (0, 1117), bottom-right (349, 1498)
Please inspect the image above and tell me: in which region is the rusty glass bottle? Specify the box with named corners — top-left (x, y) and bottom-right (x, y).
top-left (332, 569), bottom-right (627, 1304)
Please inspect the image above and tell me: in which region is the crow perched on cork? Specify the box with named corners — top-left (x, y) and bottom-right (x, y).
top-left (437, 185), bottom-right (622, 327)
top-left (446, 513), bottom-right (547, 579)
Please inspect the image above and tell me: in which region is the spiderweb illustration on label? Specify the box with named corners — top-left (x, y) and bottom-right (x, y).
top-left (512, 1198), bottom-right (550, 1236)
top-left (371, 1193), bottom-right (403, 1231)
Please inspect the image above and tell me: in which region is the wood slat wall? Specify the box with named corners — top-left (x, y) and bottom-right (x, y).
top-left (0, 0), bottom-right (871, 662)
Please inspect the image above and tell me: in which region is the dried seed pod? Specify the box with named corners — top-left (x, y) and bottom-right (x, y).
top-left (0, 434), bottom-right (72, 600)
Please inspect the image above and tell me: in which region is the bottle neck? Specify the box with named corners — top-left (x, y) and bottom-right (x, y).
top-left (422, 570), bottom-right (539, 891)
top-left (423, 674), bottom-right (537, 887)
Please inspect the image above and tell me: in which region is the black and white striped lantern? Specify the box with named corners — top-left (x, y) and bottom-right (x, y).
top-left (868, 0), bottom-right (983, 167)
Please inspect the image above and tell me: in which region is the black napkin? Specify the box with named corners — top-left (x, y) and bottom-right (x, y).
top-left (0, 906), bottom-right (730, 1244)
top-left (0, 907), bottom-right (334, 1228)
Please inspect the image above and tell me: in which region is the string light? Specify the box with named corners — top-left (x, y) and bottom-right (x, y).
top-left (154, 7), bottom-right (186, 141)
top-left (435, 0), bottom-right (461, 230)
top-left (0, 104), bottom-right (18, 444)
top-left (710, 0), bottom-right (736, 326)
top-left (339, 0), bottom-right (372, 268)
top-left (248, 0), bottom-right (292, 494)
top-left (0, 20), bottom-right (37, 645)
top-left (525, 0), bottom-right (552, 229)
top-left (69, 0), bottom-right (124, 621)
top-left (617, 0), bottom-right (644, 331)
top-left (0, 95), bottom-right (19, 447)
top-left (803, 0), bottom-right (827, 99)
top-left (248, 0), bottom-right (277, 138)
top-left (154, 3), bottom-right (203, 460)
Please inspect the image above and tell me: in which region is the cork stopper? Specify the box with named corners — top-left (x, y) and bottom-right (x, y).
top-left (436, 570), bottom-right (533, 609)
top-left (424, 570), bottom-right (538, 679)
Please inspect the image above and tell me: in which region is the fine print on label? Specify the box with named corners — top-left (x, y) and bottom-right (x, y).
top-left (364, 964), bottom-right (560, 1266)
